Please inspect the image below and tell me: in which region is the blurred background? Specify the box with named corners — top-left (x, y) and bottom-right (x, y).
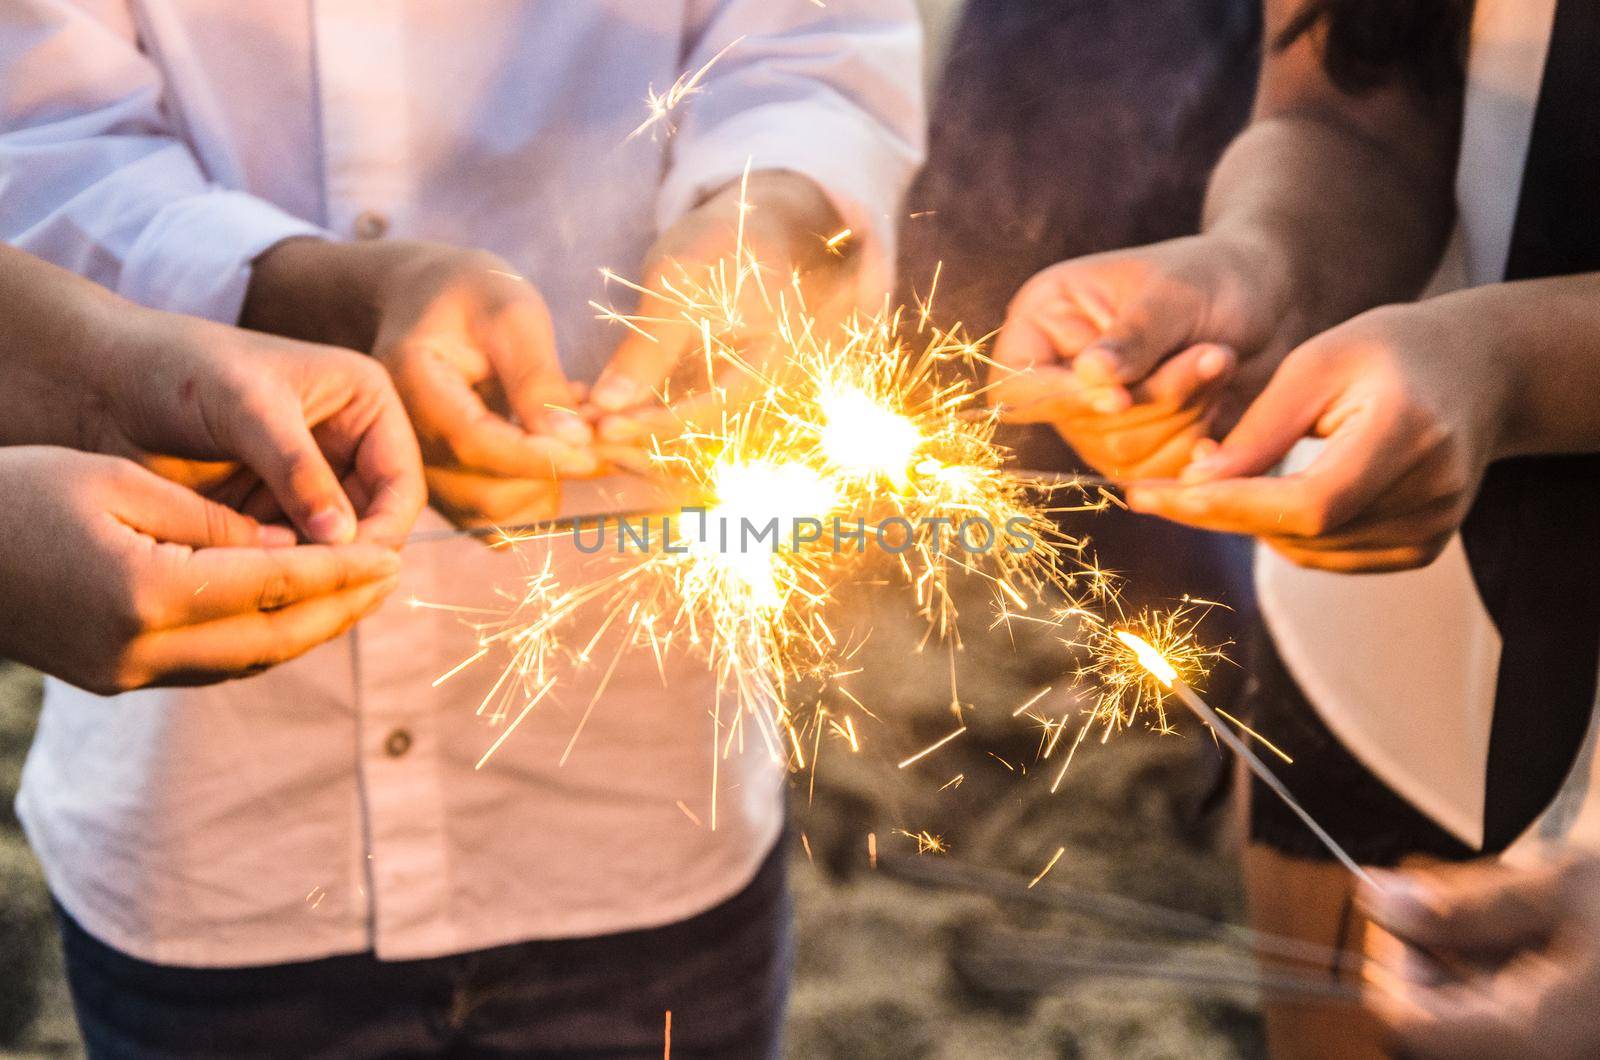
top-left (0, 1), bottom-right (1268, 1055)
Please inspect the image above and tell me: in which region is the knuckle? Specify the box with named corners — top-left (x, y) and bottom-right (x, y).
top-left (108, 572), bottom-right (161, 639)
top-left (95, 644), bottom-right (147, 695)
top-left (256, 562), bottom-right (294, 612)
top-left (343, 351), bottom-right (389, 390)
top-left (102, 455), bottom-right (146, 494)
top-left (1288, 497), bottom-right (1336, 537)
top-left (1433, 447), bottom-right (1473, 499)
top-left (201, 500), bottom-right (234, 546)
top-left (1417, 534), bottom-right (1452, 566)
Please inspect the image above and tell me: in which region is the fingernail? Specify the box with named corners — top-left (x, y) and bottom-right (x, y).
top-left (374, 552), bottom-right (403, 578)
top-left (545, 410), bottom-right (593, 447)
top-left (1077, 344), bottom-right (1122, 383)
top-left (1092, 389), bottom-right (1130, 415)
top-left (258, 525), bottom-right (299, 548)
top-left (1197, 345), bottom-right (1233, 380)
top-left (1180, 457), bottom-right (1223, 484)
top-left (591, 376), bottom-right (639, 412)
top-left (599, 416), bottom-right (645, 443)
top-left (307, 507), bottom-right (355, 544)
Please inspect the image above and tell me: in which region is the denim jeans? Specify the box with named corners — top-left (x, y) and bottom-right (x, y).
top-left (55, 843), bottom-right (790, 1059)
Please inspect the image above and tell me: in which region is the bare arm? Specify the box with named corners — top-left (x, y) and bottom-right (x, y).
top-left (1198, 0), bottom-right (1462, 353)
top-left (989, 0), bottom-right (1464, 480)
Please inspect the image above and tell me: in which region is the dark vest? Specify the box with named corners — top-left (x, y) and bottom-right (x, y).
top-left (1464, 0), bottom-right (1600, 850)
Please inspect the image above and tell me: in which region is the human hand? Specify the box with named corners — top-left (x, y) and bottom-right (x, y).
top-left (247, 238), bottom-right (597, 529)
top-left (1360, 853), bottom-right (1600, 1060)
top-left (587, 171), bottom-right (849, 473)
top-left (0, 447), bottom-right (400, 693)
top-left (988, 234), bottom-right (1291, 479)
top-left (83, 310), bottom-right (426, 548)
top-left (1124, 300), bottom-right (1507, 572)
top-left (366, 243), bottom-right (604, 526)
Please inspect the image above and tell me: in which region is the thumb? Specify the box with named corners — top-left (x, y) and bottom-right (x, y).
top-left (1178, 349), bottom-right (1331, 483)
top-left (227, 394), bottom-right (358, 545)
top-left (591, 284), bottom-right (698, 414)
top-left (109, 463), bottom-right (294, 550)
top-left (483, 297), bottom-right (590, 447)
top-left (1076, 291), bottom-right (1209, 388)
top-left (1362, 861), bottom-right (1565, 957)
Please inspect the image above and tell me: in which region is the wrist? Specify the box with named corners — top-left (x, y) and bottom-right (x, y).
top-left (716, 170), bottom-right (844, 267)
top-left (39, 282), bottom-right (140, 451)
top-left (241, 236), bottom-right (385, 352)
top-left (1191, 227), bottom-right (1305, 356)
top-left (1453, 289), bottom-right (1534, 460)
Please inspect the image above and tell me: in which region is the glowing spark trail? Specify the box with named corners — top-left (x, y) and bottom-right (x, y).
top-left (898, 725), bottom-right (968, 769)
top-left (1029, 846), bottom-right (1066, 888)
top-left (629, 37), bottom-right (745, 141)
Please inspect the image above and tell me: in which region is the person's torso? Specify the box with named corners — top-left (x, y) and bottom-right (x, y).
top-left (19, 0), bottom-right (788, 966)
top-left (1257, 0), bottom-right (1600, 863)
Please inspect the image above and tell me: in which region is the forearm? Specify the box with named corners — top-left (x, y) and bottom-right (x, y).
top-left (1452, 275), bottom-right (1600, 458)
top-left (1199, 0), bottom-right (1461, 352)
top-left (240, 237), bottom-right (389, 353)
top-left (0, 247), bottom-right (132, 446)
top-left (1204, 114), bottom-right (1456, 347)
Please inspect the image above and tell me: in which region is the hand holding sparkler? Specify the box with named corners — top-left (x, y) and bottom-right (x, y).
top-left (0, 446), bottom-right (400, 693)
top-left (1124, 295), bottom-right (1519, 573)
top-left (587, 170), bottom-right (853, 472)
top-left (0, 247), bottom-right (427, 548)
top-left (1360, 853), bottom-right (1600, 1060)
top-left (989, 235), bottom-right (1287, 479)
top-left (245, 238), bottom-right (599, 531)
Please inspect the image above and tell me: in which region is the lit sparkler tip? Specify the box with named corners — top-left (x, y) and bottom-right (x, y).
top-left (1114, 629), bottom-right (1178, 688)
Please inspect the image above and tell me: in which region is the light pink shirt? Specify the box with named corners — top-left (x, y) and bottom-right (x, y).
top-left (0, 0), bottom-right (924, 965)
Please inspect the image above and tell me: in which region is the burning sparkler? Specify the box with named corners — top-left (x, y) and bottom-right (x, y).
top-left (1111, 629), bottom-right (1374, 886)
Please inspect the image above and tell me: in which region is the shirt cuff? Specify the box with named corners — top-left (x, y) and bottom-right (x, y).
top-left (118, 189), bottom-right (329, 324)
top-left (657, 101), bottom-right (918, 305)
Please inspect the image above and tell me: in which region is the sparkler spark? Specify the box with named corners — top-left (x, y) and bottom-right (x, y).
top-left (629, 37), bottom-right (745, 141)
top-left (1115, 629), bottom-right (1177, 686)
top-left (895, 829), bottom-right (949, 855)
top-left (1029, 846), bottom-right (1066, 888)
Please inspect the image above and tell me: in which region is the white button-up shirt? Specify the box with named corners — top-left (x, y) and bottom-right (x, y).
top-left (0, 0), bottom-right (923, 966)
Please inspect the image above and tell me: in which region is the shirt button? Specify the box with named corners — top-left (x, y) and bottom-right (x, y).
top-left (384, 728), bottom-right (413, 757)
top-left (353, 210), bottom-right (390, 240)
